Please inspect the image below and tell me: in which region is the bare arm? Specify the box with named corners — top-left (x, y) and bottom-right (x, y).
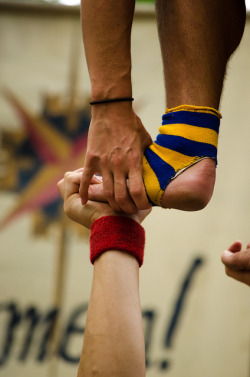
top-left (57, 169), bottom-right (149, 377)
top-left (81, 0), bottom-right (134, 100)
top-left (78, 250), bottom-right (146, 377)
top-left (80, 0), bottom-right (151, 214)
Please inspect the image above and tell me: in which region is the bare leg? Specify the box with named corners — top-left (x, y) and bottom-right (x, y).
top-left (85, 0), bottom-right (246, 211)
top-left (77, 251), bottom-right (146, 377)
top-left (156, 0), bottom-right (246, 210)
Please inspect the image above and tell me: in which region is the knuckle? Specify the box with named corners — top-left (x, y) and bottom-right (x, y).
top-left (86, 150), bottom-right (98, 162)
top-left (115, 194), bottom-right (127, 206)
top-left (104, 188), bottom-right (114, 200)
top-left (100, 156), bottom-right (109, 166)
top-left (97, 151), bottom-right (106, 162)
top-left (64, 171), bottom-right (72, 180)
top-left (111, 155), bottom-right (122, 168)
top-left (130, 186), bottom-right (143, 198)
top-left (129, 154), bottom-right (140, 167)
top-left (68, 175), bottom-right (76, 184)
top-left (85, 154), bottom-right (100, 169)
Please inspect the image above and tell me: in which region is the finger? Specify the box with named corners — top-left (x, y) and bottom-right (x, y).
top-left (221, 248), bottom-right (250, 271)
top-left (57, 178), bottom-right (65, 199)
top-left (246, 243), bottom-right (250, 250)
top-left (88, 182), bottom-right (107, 202)
top-left (79, 173), bottom-right (102, 198)
top-left (79, 167), bottom-right (94, 205)
top-left (113, 171), bottom-right (137, 214)
top-left (224, 267), bottom-right (250, 287)
top-left (59, 170), bottom-right (102, 201)
top-left (79, 170), bottom-right (102, 184)
top-left (74, 167), bottom-right (85, 173)
top-left (73, 167), bottom-right (102, 183)
top-left (128, 167), bottom-right (151, 210)
top-left (102, 169), bottom-right (121, 212)
top-left (64, 171), bottom-right (82, 200)
top-left (227, 240), bottom-right (242, 253)
top-left (57, 170), bottom-right (76, 198)
top-left (63, 171), bottom-right (101, 199)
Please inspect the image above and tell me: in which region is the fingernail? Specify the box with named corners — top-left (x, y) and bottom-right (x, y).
top-left (81, 198), bottom-right (85, 205)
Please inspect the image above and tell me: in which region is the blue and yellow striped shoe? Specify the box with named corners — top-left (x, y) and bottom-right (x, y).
top-left (143, 105), bottom-right (222, 206)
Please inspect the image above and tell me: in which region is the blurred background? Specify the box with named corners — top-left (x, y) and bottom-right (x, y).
top-left (0, 1), bottom-right (250, 376)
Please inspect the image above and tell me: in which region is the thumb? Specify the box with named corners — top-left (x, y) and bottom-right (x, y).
top-left (227, 240), bottom-right (242, 253)
top-left (222, 248), bottom-right (250, 271)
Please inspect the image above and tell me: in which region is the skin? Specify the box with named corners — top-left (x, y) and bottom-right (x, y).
top-left (88, 158), bottom-right (217, 211)
top-left (79, 0), bottom-right (152, 214)
top-left (221, 241), bottom-right (250, 287)
top-left (156, 0), bottom-right (246, 210)
top-left (57, 168), bottom-right (250, 377)
top-left (57, 169), bottom-right (150, 376)
top-left (79, 0), bottom-right (246, 213)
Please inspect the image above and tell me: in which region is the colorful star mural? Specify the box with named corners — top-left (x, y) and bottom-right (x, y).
top-left (0, 89), bottom-right (91, 235)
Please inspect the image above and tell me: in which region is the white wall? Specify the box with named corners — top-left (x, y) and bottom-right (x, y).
top-left (0, 7), bottom-right (249, 377)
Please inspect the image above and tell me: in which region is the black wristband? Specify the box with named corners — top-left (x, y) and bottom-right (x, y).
top-left (90, 97), bottom-right (134, 105)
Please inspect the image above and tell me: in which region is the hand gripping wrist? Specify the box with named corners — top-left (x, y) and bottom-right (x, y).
top-left (90, 216), bottom-right (145, 267)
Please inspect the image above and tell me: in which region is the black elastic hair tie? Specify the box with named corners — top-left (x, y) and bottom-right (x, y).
top-left (90, 97), bottom-right (134, 105)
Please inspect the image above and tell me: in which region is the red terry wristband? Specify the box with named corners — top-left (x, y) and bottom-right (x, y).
top-left (90, 216), bottom-right (145, 267)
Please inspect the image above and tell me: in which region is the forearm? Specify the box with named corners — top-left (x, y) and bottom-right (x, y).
top-left (57, 172), bottom-right (150, 376)
top-left (79, 1), bottom-right (152, 213)
top-left (81, 0), bottom-right (135, 99)
top-left (77, 216), bottom-right (146, 376)
top-left (77, 251), bottom-right (146, 377)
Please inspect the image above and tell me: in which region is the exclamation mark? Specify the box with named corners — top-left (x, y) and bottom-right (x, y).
top-left (142, 310), bottom-right (156, 368)
top-left (160, 257), bottom-right (204, 370)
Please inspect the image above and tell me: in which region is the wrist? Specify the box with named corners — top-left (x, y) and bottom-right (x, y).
top-left (90, 216), bottom-right (145, 266)
top-left (90, 97), bottom-right (134, 105)
top-left (90, 99), bottom-right (136, 121)
top-left (90, 73), bottom-right (132, 101)
top-left (92, 213), bottom-right (141, 227)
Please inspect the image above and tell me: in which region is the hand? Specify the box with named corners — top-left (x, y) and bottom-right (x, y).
top-left (221, 241), bottom-right (250, 287)
top-left (58, 168), bottom-right (151, 229)
top-left (79, 103), bottom-right (152, 214)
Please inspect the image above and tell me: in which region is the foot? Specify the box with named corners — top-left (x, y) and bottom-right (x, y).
top-left (88, 158), bottom-right (216, 212)
top-left (161, 158), bottom-right (216, 211)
